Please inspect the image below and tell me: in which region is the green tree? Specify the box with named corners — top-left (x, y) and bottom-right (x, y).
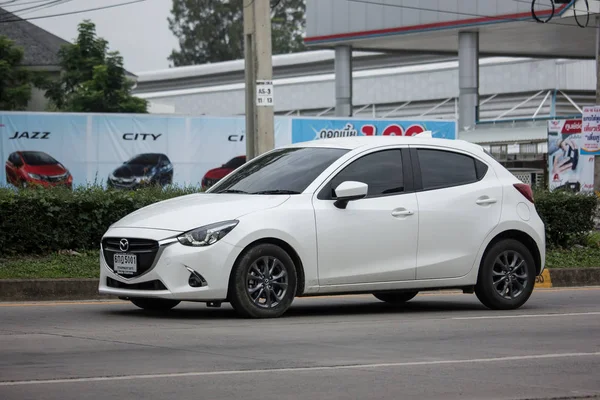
top-left (0, 36), bottom-right (33, 111)
top-left (168, 0), bottom-right (305, 66)
top-left (42, 20), bottom-right (147, 113)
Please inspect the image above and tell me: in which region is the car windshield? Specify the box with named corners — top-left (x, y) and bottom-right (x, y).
top-left (126, 154), bottom-right (161, 165)
top-left (211, 147), bottom-right (349, 194)
top-left (20, 151), bottom-right (58, 166)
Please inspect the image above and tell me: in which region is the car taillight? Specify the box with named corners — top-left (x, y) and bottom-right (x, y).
top-left (514, 183), bottom-right (534, 203)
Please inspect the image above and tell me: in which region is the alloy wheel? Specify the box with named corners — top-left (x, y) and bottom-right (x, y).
top-left (246, 256), bottom-right (289, 309)
top-left (492, 250), bottom-right (529, 300)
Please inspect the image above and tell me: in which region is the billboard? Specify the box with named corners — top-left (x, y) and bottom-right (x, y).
top-left (547, 119), bottom-right (594, 193)
top-left (290, 117), bottom-right (457, 143)
top-left (0, 112), bottom-right (456, 190)
top-left (581, 105), bottom-right (600, 155)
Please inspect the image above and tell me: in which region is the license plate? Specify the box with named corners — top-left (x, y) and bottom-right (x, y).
top-left (114, 253), bottom-right (137, 275)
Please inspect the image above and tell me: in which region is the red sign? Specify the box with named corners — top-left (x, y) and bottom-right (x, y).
top-left (360, 124), bottom-right (426, 137)
top-left (561, 120), bottom-right (582, 134)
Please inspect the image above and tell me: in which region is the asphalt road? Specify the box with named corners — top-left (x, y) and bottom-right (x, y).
top-left (1, 288), bottom-right (600, 400)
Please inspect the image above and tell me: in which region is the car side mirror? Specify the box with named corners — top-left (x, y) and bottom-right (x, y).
top-left (333, 181), bottom-right (368, 209)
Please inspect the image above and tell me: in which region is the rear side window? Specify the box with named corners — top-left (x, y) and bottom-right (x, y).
top-left (417, 149), bottom-right (488, 191)
top-left (327, 149), bottom-right (404, 198)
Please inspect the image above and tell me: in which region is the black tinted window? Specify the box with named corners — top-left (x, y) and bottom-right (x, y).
top-left (213, 147), bottom-right (348, 194)
top-left (224, 156), bottom-right (245, 169)
top-left (475, 159), bottom-right (489, 180)
top-left (127, 154), bottom-right (161, 165)
top-left (418, 149), bottom-right (482, 190)
top-left (20, 151), bottom-right (58, 166)
top-left (329, 150), bottom-right (404, 198)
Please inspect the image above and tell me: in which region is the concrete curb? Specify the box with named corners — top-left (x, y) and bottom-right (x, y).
top-left (543, 268), bottom-right (600, 288)
top-left (0, 279), bottom-right (111, 302)
top-left (1, 268), bottom-right (599, 302)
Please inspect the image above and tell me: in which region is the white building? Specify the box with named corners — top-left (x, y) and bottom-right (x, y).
top-left (133, 49), bottom-right (595, 186)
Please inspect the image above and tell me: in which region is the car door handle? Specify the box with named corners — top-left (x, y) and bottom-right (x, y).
top-left (476, 197), bottom-right (497, 206)
top-left (391, 208), bottom-right (414, 217)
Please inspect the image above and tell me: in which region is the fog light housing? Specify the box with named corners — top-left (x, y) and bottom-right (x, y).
top-left (185, 266), bottom-right (207, 288)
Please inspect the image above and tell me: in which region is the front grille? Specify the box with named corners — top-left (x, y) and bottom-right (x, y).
top-left (46, 173), bottom-right (68, 183)
top-left (102, 237), bottom-right (159, 278)
top-left (109, 178), bottom-right (137, 188)
top-left (107, 277), bottom-right (166, 290)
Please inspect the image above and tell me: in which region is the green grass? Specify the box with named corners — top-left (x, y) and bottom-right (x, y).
top-left (0, 245), bottom-right (599, 279)
top-left (545, 246), bottom-right (600, 269)
top-left (0, 250), bottom-right (100, 279)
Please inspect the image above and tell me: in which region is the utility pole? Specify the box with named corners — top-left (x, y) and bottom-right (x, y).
top-left (596, 15), bottom-right (600, 105)
top-left (595, 15), bottom-right (600, 192)
top-left (243, 0), bottom-right (274, 161)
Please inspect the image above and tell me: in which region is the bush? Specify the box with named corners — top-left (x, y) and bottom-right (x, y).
top-left (535, 190), bottom-right (598, 248)
top-left (0, 185), bottom-right (597, 256)
top-left (0, 184), bottom-right (202, 256)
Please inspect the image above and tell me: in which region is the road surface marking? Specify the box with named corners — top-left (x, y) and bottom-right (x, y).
top-left (1, 352), bottom-right (599, 387)
top-left (453, 311), bottom-right (600, 320)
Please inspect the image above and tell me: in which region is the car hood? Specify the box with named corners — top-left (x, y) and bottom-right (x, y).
top-left (110, 193), bottom-right (290, 232)
top-left (25, 164), bottom-right (68, 176)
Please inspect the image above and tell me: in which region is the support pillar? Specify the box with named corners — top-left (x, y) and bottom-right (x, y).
top-left (335, 45), bottom-right (353, 117)
top-left (458, 31), bottom-right (479, 131)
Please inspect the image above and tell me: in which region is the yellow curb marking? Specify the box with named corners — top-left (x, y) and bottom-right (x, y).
top-left (534, 269), bottom-right (553, 289)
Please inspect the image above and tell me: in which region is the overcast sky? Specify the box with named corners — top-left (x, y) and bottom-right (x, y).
top-left (12, 0), bottom-right (178, 73)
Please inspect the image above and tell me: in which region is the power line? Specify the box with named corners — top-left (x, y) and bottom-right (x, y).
top-left (346, 0), bottom-right (596, 30)
top-left (0, 0), bottom-right (147, 23)
top-left (0, 0), bottom-right (71, 20)
top-left (16, 0), bottom-right (75, 17)
top-left (0, 0), bottom-right (60, 6)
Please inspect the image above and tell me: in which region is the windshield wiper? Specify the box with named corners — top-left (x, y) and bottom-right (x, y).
top-left (251, 190), bottom-right (300, 195)
top-left (216, 189), bottom-right (249, 194)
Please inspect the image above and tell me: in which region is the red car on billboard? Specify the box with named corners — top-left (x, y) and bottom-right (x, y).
top-left (202, 155), bottom-right (246, 189)
top-left (5, 151), bottom-right (73, 189)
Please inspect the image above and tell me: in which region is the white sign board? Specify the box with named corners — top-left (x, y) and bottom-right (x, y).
top-left (581, 105), bottom-right (600, 155)
top-left (256, 80), bottom-right (274, 107)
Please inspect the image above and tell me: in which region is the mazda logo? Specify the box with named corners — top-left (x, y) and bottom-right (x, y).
top-left (119, 239), bottom-right (129, 252)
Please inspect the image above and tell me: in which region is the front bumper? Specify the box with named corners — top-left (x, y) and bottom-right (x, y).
top-left (98, 227), bottom-right (242, 301)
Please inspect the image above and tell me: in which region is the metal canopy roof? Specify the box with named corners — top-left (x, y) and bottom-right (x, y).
top-left (305, 1), bottom-right (598, 59)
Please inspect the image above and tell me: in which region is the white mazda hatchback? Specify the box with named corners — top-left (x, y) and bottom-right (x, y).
top-left (99, 134), bottom-right (545, 318)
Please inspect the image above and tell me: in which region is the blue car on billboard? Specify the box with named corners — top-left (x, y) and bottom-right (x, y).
top-left (107, 153), bottom-right (174, 190)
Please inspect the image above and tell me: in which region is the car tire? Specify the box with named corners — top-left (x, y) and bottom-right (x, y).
top-left (130, 298), bottom-right (180, 311)
top-left (373, 291), bottom-right (418, 304)
top-left (475, 239), bottom-right (536, 310)
top-left (229, 243), bottom-right (297, 319)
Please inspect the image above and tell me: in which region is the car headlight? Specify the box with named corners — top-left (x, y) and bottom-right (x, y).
top-left (28, 173), bottom-right (42, 180)
top-left (177, 220), bottom-right (238, 247)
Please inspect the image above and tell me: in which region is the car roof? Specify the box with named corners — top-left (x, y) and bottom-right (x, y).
top-left (287, 135), bottom-right (483, 153)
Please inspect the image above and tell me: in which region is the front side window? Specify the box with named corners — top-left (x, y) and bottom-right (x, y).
top-left (417, 149), bottom-right (486, 190)
top-left (324, 149), bottom-right (404, 199)
top-left (212, 147), bottom-right (348, 195)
